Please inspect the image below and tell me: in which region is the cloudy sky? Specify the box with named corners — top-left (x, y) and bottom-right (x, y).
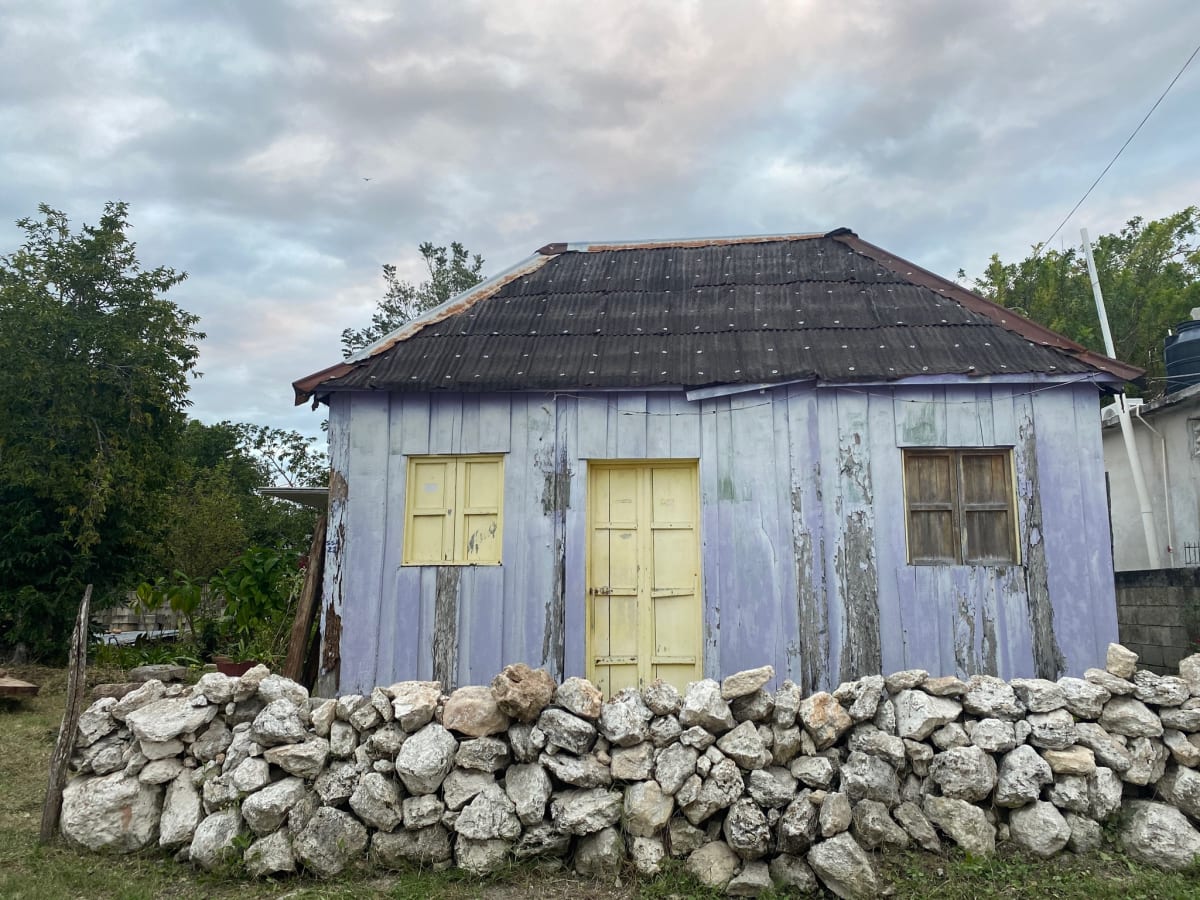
top-left (3, 1), bottom-right (1198, 438)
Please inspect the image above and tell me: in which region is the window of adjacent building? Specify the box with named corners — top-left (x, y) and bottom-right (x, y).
top-left (403, 455), bottom-right (504, 565)
top-left (903, 449), bottom-right (1018, 565)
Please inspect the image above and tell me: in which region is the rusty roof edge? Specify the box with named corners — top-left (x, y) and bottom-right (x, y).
top-left (292, 360), bottom-right (357, 406)
top-left (536, 231), bottom-right (836, 254)
top-left (832, 232), bottom-right (1146, 384)
top-left (292, 252), bottom-right (554, 405)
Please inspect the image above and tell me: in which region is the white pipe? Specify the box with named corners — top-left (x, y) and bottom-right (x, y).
top-left (1133, 411), bottom-right (1173, 564)
top-left (1082, 228), bottom-right (1163, 568)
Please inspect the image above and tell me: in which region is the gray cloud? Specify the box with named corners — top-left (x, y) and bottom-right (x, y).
top-left (2, 0), bottom-right (1198, 438)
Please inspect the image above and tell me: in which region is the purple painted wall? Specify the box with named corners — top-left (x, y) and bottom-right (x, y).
top-left (317, 379), bottom-right (1118, 696)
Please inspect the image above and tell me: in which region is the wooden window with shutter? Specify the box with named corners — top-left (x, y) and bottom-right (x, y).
top-left (903, 449), bottom-right (1017, 565)
top-left (403, 455), bottom-right (504, 565)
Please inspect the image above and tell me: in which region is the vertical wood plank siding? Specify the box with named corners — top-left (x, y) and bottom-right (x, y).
top-left (321, 382), bottom-right (1117, 694)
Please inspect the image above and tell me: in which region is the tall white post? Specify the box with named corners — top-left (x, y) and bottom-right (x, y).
top-left (1082, 228), bottom-right (1162, 568)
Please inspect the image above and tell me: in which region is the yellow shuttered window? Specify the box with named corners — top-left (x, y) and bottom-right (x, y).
top-left (403, 455), bottom-right (504, 565)
top-left (903, 448), bottom-right (1018, 565)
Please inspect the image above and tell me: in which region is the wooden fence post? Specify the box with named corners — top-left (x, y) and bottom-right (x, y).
top-left (40, 583), bottom-right (92, 843)
top-left (284, 515), bottom-right (326, 683)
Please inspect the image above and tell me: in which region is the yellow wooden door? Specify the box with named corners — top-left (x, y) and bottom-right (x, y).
top-left (587, 462), bottom-right (702, 694)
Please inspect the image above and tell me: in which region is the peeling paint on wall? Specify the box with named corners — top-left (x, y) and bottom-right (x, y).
top-left (954, 591), bottom-right (978, 676)
top-left (432, 566), bottom-right (460, 689)
top-left (1019, 413), bottom-right (1067, 679)
top-left (838, 512), bottom-right (882, 681)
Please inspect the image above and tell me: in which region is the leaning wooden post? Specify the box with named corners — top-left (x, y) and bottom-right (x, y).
top-left (40, 583), bottom-right (92, 844)
top-left (283, 515), bottom-right (326, 682)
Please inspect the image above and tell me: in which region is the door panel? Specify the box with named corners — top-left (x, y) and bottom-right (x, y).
top-left (587, 461), bottom-right (702, 693)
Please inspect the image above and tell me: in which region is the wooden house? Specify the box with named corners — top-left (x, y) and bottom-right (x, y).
top-left (294, 230), bottom-right (1141, 697)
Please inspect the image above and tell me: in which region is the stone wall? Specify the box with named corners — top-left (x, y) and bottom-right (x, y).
top-left (64, 649), bottom-right (1200, 896)
top-left (1115, 568), bottom-right (1199, 674)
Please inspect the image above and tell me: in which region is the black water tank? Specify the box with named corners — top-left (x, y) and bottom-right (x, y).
top-left (1165, 319), bottom-right (1200, 394)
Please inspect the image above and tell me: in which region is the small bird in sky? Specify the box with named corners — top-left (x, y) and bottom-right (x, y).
top-left (362, 177), bottom-right (371, 182)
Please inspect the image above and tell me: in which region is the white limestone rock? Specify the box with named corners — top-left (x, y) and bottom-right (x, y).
top-left (1058, 677), bottom-right (1110, 719)
top-left (724, 797), bottom-right (770, 859)
top-left (554, 677), bottom-right (603, 719)
top-left (349, 771), bottom-right (403, 831)
top-left (847, 725), bottom-right (905, 770)
top-left (893, 690), bottom-right (962, 740)
top-left (125, 697), bottom-right (217, 744)
top-left (258, 673), bottom-right (308, 708)
top-left (1124, 736), bottom-right (1169, 785)
top-left (329, 720), bottom-right (358, 758)
top-left (851, 798), bottom-right (910, 851)
top-left (76, 698), bottom-right (119, 747)
top-left (624, 780), bottom-right (674, 837)
top-left (540, 750), bottom-right (612, 788)
top-left (550, 787), bottom-right (623, 835)
top-left (373, 824), bottom-right (453, 869)
top-left (574, 826), bottom-right (624, 877)
top-left (1179, 653), bottom-right (1200, 696)
top-left (1011, 678), bottom-right (1066, 713)
top-left (111, 680), bottom-right (166, 722)
top-left (611, 741), bottom-right (655, 779)
top-left (504, 763), bottom-right (551, 825)
top-left (963, 675), bottom-right (1025, 720)
top-left (196, 672), bottom-right (236, 706)
top-left (190, 808), bottom-right (244, 871)
top-left (818, 792), bottom-right (853, 837)
top-left (263, 738), bottom-right (330, 779)
top-left (722, 665), bottom-right (775, 700)
top-left (242, 776), bottom-right (308, 835)
top-left (1119, 800), bottom-right (1200, 871)
top-left (388, 680), bottom-right (442, 732)
top-left (314, 760), bottom-right (360, 806)
top-left (995, 745), bottom-right (1053, 807)
top-left (807, 832), bottom-right (880, 900)
top-left (402, 794), bottom-right (445, 830)
top-left (442, 768), bottom-right (494, 811)
top-left (1088, 767), bottom-right (1124, 821)
top-left (1085, 667), bottom-right (1135, 695)
top-left (598, 688), bottom-right (652, 747)
top-left (1074, 722), bottom-right (1133, 772)
top-left (537, 707), bottom-right (597, 755)
top-left (1027, 708), bottom-right (1076, 750)
top-left (1164, 728), bottom-right (1200, 766)
top-left (1009, 801), bottom-right (1071, 858)
top-left (454, 784), bottom-right (521, 840)
top-left (747, 766), bottom-right (798, 808)
top-left (1100, 696), bottom-right (1163, 738)
top-left (798, 692), bottom-right (853, 750)
top-left (1106, 643), bottom-right (1138, 679)
top-left (1047, 774), bottom-right (1090, 814)
top-left (790, 754), bottom-right (836, 789)
top-left (716, 720), bottom-right (773, 769)
top-left (685, 840), bottom-right (740, 891)
top-left (929, 745), bottom-right (997, 802)
top-left (777, 793), bottom-right (820, 854)
top-left (159, 774), bottom-right (202, 848)
top-left (770, 853), bottom-right (821, 893)
top-left (244, 827), bottom-right (295, 878)
top-left (394, 723), bottom-right (457, 794)
top-left (1065, 813), bottom-right (1103, 854)
top-left (840, 751), bottom-right (899, 806)
top-left (894, 800), bottom-right (941, 853)
top-left (229, 756), bottom-right (270, 794)
top-left (967, 718), bottom-right (1017, 753)
top-left (1133, 671), bottom-right (1190, 707)
top-left (1157, 765), bottom-right (1200, 820)
top-left (679, 679), bottom-right (736, 733)
top-left (293, 807), bottom-right (368, 876)
top-left (654, 742), bottom-right (698, 795)
top-left (643, 678), bottom-right (683, 716)
top-left (60, 773), bottom-right (162, 853)
top-left (923, 795), bottom-right (995, 856)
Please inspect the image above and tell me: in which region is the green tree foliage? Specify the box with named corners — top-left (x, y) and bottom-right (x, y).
top-left (340, 241), bottom-right (484, 356)
top-left (0, 203), bottom-right (203, 658)
top-left (970, 208), bottom-right (1200, 391)
top-left (164, 421), bottom-right (327, 581)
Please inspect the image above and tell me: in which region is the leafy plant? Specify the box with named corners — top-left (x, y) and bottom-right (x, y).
top-left (207, 546), bottom-right (303, 665)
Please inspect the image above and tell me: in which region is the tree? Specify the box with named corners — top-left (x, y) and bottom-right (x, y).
top-left (341, 242), bottom-right (484, 356)
top-left (163, 420), bottom-right (327, 581)
top-left (969, 208), bottom-right (1200, 392)
top-left (0, 203), bottom-right (203, 659)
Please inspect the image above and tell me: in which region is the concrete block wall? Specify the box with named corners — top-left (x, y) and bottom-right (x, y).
top-left (1115, 569), bottom-right (1200, 673)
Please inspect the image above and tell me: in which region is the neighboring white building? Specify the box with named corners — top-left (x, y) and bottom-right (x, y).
top-left (1104, 384), bottom-right (1200, 571)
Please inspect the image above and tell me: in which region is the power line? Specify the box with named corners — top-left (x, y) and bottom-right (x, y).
top-left (1035, 38), bottom-right (1200, 258)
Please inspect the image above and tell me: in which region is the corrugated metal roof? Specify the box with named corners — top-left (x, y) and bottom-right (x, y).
top-left (295, 230), bottom-right (1142, 402)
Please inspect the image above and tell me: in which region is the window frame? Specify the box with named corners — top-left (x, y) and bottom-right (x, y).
top-left (902, 447), bottom-right (1020, 566)
top-left (402, 454), bottom-right (505, 566)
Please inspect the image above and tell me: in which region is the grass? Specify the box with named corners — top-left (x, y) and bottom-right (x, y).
top-left (2, 665), bottom-right (1197, 899)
